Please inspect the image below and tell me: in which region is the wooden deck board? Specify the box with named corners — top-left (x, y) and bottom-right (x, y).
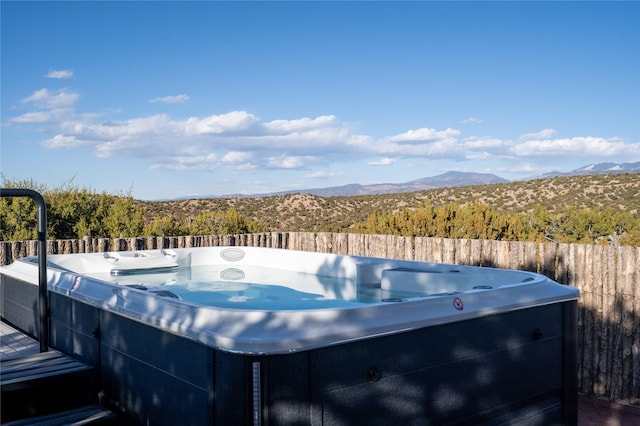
top-left (0, 320), bottom-right (41, 361)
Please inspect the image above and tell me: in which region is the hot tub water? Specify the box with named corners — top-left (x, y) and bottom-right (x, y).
top-left (92, 264), bottom-right (366, 310)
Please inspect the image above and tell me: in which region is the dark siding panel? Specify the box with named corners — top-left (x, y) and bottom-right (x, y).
top-left (99, 311), bottom-right (213, 425)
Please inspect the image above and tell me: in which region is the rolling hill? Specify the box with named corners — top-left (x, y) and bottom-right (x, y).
top-left (141, 172), bottom-right (640, 233)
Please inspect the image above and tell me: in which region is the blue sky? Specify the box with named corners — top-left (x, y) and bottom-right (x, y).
top-left (2, 1), bottom-right (639, 200)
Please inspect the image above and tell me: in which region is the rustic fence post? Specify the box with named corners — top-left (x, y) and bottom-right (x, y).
top-left (556, 243), bottom-right (571, 284)
top-left (83, 236), bottom-right (93, 253)
top-left (0, 242), bottom-right (11, 265)
top-left (583, 244), bottom-right (597, 395)
top-left (113, 238), bottom-right (128, 252)
top-left (415, 237), bottom-right (440, 263)
top-left (132, 237), bottom-right (145, 251)
top-left (59, 239), bottom-right (74, 254)
top-left (468, 238), bottom-right (483, 266)
top-left (332, 233), bottom-right (349, 255)
top-left (592, 245), bottom-right (607, 396)
top-left (285, 233), bottom-right (296, 250)
top-left (57, 240), bottom-right (69, 254)
top-left (315, 232), bottom-right (333, 254)
top-left (628, 247), bottom-right (640, 404)
top-left (413, 237), bottom-right (426, 262)
top-left (384, 235), bottom-right (412, 260)
top-left (613, 246), bottom-right (639, 403)
top-left (441, 238), bottom-right (455, 264)
top-left (46, 240), bottom-right (57, 255)
top-left (347, 233), bottom-right (365, 256)
top-left (96, 238), bottom-right (110, 253)
top-left (455, 239), bottom-right (471, 265)
top-left (483, 240), bottom-right (509, 269)
top-left (365, 234), bottom-right (387, 258)
top-left (508, 241), bottom-right (524, 271)
top-left (146, 237), bottom-right (157, 249)
top-left (540, 242), bottom-right (557, 279)
top-left (11, 241), bottom-right (25, 260)
top-left (430, 237), bottom-right (445, 263)
top-left (521, 241), bottom-right (538, 273)
top-left (269, 232), bottom-right (282, 249)
top-left (27, 240), bottom-right (38, 257)
top-left (302, 232), bottom-right (317, 252)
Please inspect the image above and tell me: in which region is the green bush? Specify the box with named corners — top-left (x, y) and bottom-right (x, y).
top-left (1, 179), bottom-right (264, 240)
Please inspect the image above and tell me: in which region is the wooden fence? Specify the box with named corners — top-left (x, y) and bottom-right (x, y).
top-left (1, 232), bottom-right (638, 405)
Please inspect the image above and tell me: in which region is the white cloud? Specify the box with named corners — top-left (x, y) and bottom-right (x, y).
top-left (512, 135), bottom-right (636, 157)
top-left (518, 128), bottom-right (557, 142)
top-left (45, 69), bottom-right (73, 79)
top-left (222, 151), bottom-right (252, 164)
top-left (8, 83), bottom-right (639, 176)
top-left (462, 116), bottom-right (483, 124)
top-left (384, 127), bottom-right (460, 144)
top-left (462, 136), bottom-right (508, 150)
top-left (8, 83), bottom-right (376, 173)
top-left (150, 153), bottom-right (218, 170)
top-left (185, 111), bottom-right (259, 136)
top-left (233, 162), bottom-right (257, 172)
top-left (305, 171), bottom-right (346, 179)
top-left (18, 98), bottom-right (369, 170)
top-left (377, 127), bottom-right (462, 158)
top-left (21, 88), bottom-right (78, 109)
top-left (148, 94), bottom-right (190, 104)
top-left (369, 158), bottom-right (395, 166)
top-left (41, 134), bottom-right (89, 149)
top-left (465, 151), bottom-right (492, 160)
top-left (263, 115), bottom-right (336, 133)
top-left (69, 114), bottom-right (179, 150)
top-left (12, 111), bottom-right (55, 124)
top-left (267, 155), bottom-right (316, 169)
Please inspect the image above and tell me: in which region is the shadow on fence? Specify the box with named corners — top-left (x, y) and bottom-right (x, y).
top-left (0, 232), bottom-right (638, 406)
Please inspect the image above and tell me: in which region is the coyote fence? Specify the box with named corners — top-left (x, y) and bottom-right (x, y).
top-left (1, 232), bottom-right (638, 406)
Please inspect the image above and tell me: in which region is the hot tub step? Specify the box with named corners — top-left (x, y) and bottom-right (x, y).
top-left (2, 404), bottom-right (118, 426)
top-left (1, 351), bottom-right (99, 423)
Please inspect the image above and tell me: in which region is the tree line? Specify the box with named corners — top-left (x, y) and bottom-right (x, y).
top-left (0, 180), bottom-right (266, 240)
top-left (1, 180), bottom-right (638, 246)
top-left (353, 201), bottom-right (640, 246)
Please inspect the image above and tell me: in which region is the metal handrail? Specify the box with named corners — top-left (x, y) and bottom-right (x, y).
top-left (0, 188), bottom-right (49, 352)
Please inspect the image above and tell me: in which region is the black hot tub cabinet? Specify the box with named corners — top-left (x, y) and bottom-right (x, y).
top-left (0, 247), bottom-right (579, 425)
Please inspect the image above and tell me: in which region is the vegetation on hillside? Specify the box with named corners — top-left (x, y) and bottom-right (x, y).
top-left (2, 173), bottom-right (639, 246)
top-left (353, 201), bottom-right (639, 246)
top-left (142, 173), bottom-right (640, 231)
top-left (0, 179), bottom-right (265, 240)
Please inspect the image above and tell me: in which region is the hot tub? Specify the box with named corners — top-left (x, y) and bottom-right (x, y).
top-left (0, 246), bottom-right (579, 425)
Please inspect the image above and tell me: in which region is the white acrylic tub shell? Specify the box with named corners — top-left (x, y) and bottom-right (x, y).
top-left (0, 246), bottom-right (579, 355)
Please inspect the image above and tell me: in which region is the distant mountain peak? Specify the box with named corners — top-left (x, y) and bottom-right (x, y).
top-left (532, 161), bottom-right (640, 180)
top-left (409, 171), bottom-right (507, 186)
top-left (573, 162), bottom-right (640, 174)
top-left (233, 171), bottom-right (508, 198)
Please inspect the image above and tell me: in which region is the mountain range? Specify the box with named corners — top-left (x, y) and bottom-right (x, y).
top-left (535, 162), bottom-right (640, 178)
top-left (214, 161), bottom-right (640, 199)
